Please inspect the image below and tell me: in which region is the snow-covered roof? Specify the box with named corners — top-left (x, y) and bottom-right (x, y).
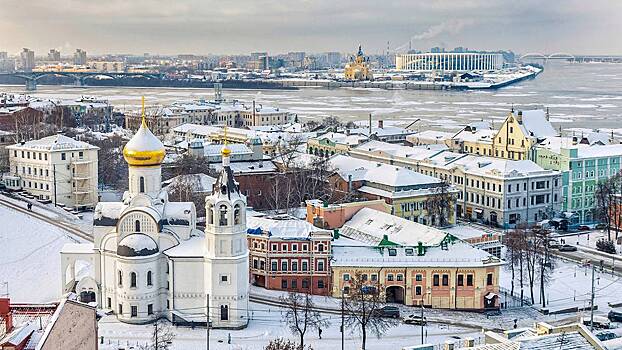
top-left (341, 207), bottom-right (447, 247)
top-left (163, 233), bottom-right (204, 258)
top-left (332, 241), bottom-right (501, 268)
top-left (313, 132), bottom-right (367, 146)
top-left (576, 144), bottom-right (622, 159)
top-left (204, 143), bottom-right (251, 157)
top-left (8, 134), bottom-right (98, 151)
top-left (163, 173), bottom-right (216, 194)
top-left (163, 202), bottom-right (194, 226)
top-left (353, 140), bottom-right (445, 161)
top-left (93, 202), bottom-right (126, 226)
top-left (0, 320), bottom-right (37, 346)
top-left (520, 109), bottom-right (558, 139)
top-left (426, 152), bottom-right (553, 179)
top-left (453, 128), bottom-right (496, 143)
top-left (247, 215), bottom-right (329, 238)
top-left (349, 125), bottom-right (415, 138)
top-left (329, 154), bottom-right (441, 188)
top-left (117, 233), bottom-right (158, 257)
top-left (211, 160), bottom-right (277, 174)
top-left (409, 130), bottom-right (455, 142)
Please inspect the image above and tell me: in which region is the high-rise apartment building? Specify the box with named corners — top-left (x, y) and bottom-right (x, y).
top-left (20, 48), bottom-right (35, 71)
top-left (48, 49), bottom-right (61, 62)
top-left (74, 49), bottom-right (87, 65)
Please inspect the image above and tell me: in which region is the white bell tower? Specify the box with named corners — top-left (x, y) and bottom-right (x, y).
top-left (204, 140), bottom-right (249, 329)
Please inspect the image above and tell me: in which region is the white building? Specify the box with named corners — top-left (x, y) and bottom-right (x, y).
top-left (60, 117), bottom-right (249, 328)
top-left (6, 135), bottom-right (99, 209)
top-left (396, 52), bottom-right (504, 72)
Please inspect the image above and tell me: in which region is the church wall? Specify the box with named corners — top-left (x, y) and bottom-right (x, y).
top-left (169, 259), bottom-right (205, 319)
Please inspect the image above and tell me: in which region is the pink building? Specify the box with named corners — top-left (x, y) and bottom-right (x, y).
top-left (305, 199), bottom-right (389, 229)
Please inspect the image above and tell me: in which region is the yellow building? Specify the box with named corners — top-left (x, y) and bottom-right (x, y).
top-left (461, 109), bottom-right (558, 160)
top-left (344, 45), bottom-right (373, 81)
top-left (331, 208), bottom-right (502, 309)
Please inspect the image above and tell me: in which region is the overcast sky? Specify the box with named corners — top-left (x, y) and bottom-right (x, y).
top-left (1, 0), bottom-right (621, 56)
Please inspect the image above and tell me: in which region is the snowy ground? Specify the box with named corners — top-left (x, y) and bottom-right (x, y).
top-left (98, 302), bottom-right (484, 350)
top-left (0, 203), bottom-right (87, 303)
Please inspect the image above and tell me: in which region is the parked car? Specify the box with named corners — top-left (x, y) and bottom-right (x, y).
top-left (374, 306), bottom-right (400, 318)
top-left (547, 239), bottom-right (561, 249)
top-left (596, 223), bottom-right (608, 230)
top-left (578, 225), bottom-right (593, 231)
top-left (484, 309), bottom-right (502, 317)
top-left (403, 314), bottom-right (427, 325)
top-left (608, 309), bottom-right (622, 322)
top-left (559, 244), bottom-right (578, 252)
top-left (596, 331), bottom-right (617, 341)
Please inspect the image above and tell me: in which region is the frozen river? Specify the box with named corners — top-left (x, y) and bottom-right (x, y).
top-left (1, 61), bottom-right (622, 132)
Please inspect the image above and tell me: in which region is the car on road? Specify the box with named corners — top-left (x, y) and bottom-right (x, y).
top-left (559, 244), bottom-right (578, 252)
top-left (374, 306), bottom-right (400, 318)
top-left (608, 309), bottom-right (622, 322)
top-left (403, 314), bottom-right (427, 325)
top-left (547, 239), bottom-right (561, 249)
top-left (596, 331), bottom-right (617, 341)
top-left (581, 316), bottom-right (611, 329)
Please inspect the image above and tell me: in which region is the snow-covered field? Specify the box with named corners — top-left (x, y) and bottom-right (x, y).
top-left (0, 203), bottom-right (86, 303)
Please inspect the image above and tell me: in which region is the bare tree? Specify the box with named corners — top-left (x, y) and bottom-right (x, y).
top-left (533, 227), bottom-right (555, 308)
top-left (138, 318), bottom-right (175, 350)
top-left (280, 292), bottom-right (329, 350)
top-left (506, 225), bottom-right (528, 305)
top-left (165, 174), bottom-right (209, 217)
top-left (164, 154), bottom-right (219, 181)
top-left (424, 181), bottom-right (453, 227)
top-left (264, 338), bottom-right (312, 350)
top-left (343, 272), bottom-right (399, 350)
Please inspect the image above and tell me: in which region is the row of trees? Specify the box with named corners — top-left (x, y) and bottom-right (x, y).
top-left (505, 226), bottom-right (555, 307)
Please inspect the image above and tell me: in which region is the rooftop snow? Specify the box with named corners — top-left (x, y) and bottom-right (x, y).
top-left (247, 215), bottom-right (329, 238)
top-left (340, 207), bottom-right (447, 247)
top-left (520, 109), bottom-right (558, 139)
top-left (8, 134), bottom-right (98, 151)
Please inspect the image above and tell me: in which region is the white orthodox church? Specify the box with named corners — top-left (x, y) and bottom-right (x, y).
top-left (61, 113), bottom-right (249, 328)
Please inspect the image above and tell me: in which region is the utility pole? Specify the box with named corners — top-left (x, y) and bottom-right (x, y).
top-left (206, 294), bottom-right (210, 350)
top-left (420, 304), bottom-right (425, 344)
top-left (53, 164), bottom-right (57, 207)
top-left (590, 264), bottom-right (595, 332)
top-left (341, 288), bottom-right (344, 350)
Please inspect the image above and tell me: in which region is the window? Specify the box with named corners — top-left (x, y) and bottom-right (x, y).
top-left (281, 261), bottom-right (288, 271)
top-left (139, 177), bottom-right (145, 193)
top-left (433, 274), bottom-right (439, 286)
top-left (61, 153), bottom-right (66, 160)
top-left (415, 286), bottom-right (422, 296)
top-left (467, 274), bottom-right (473, 286)
top-left (318, 280), bottom-right (325, 289)
top-left (487, 273), bottom-right (493, 286)
top-left (219, 205), bottom-right (228, 226)
top-left (343, 273), bottom-right (350, 281)
top-left (118, 304), bottom-right (123, 315)
top-left (371, 274), bottom-right (377, 282)
top-left (415, 274), bottom-right (422, 281)
top-left (107, 297), bottom-right (111, 308)
top-left (147, 271), bottom-right (152, 286)
top-left (135, 220), bottom-right (141, 232)
top-left (292, 261), bottom-right (298, 271)
top-left (302, 261), bottom-right (308, 271)
top-left (387, 274), bottom-right (394, 281)
top-left (221, 275), bottom-right (228, 282)
top-left (220, 305), bottom-right (229, 321)
top-left (282, 244), bottom-right (287, 251)
top-left (130, 272), bottom-right (137, 288)
top-left (457, 274), bottom-right (464, 286)
top-left (317, 243), bottom-right (324, 252)
top-left (397, 274), bottom-right (403, 281)
top-left (271, 261), bottom-right (278, 271)
top-left (302, 279), bottom-right (309, 289)
top-left (79, 151), bottom-right (84, 158)
top-left (388, 248), bottom-right (397, 256)
top-left (362, 274), bottom-right (368, 281)
top-left (291, 280), bottom-right (298, 289)
top-left (148, 304), bottom-right (153, 315)
top-left (131, 306), bottom-right (137, 317)
top-left (317, 260), bottom-right (325, 271)
top-left (442, 274), bottom-right (449, 286)
top-left (281, 280), bottom-right (288, 289)
top-left (405, 248), bottom-right (414, 256)
top-left (292, 244), bottom-right (297, 252)
top-left (271, 244), bottom-right (277, 251)
top-left (118, 270), bottom-right (123, 286)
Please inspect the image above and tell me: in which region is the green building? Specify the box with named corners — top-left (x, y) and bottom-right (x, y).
top-left (533, 144), bottom-right (622, 224)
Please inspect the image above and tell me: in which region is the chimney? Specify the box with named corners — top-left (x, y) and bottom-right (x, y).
top-left (378, 120), bottom-right (384, 129)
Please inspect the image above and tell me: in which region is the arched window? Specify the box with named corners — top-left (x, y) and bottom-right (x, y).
top-left (147, 271), bottom-right (152, 286)
top-left (139, 177), bottom-right (145, 193)
top-left (234, 204), bottom-right (241, 225)
top-left (220, 305), bottom-right (229, 321)
top-left (219, 205), bottom-right (228, 226)
top-left (130, 272), bottom-right (137, 288)
top-left (135, 220), bottom-right (141, 232)
top-left (207, 205), bottom-right (214, 225)
top-left (118, 270), bottom-right (123, 286)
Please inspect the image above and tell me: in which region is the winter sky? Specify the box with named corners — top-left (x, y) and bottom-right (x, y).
top-left (1, 0), bottom-right (621, 55)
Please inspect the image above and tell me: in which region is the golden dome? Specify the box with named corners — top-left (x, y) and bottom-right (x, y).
top-left (123, 119), bottom-right (165, 166)
top-left (221, 145), bottom-right (232, 157)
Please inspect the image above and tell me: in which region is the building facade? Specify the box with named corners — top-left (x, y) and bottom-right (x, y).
top-left (247, 215), bottom-right (332, 295)
top-left (396, 52), bottom-right (503, 71)
top-left (6, 135), bottom-right (99, 209)
top-left (344, 46), bottom-right (373, 81)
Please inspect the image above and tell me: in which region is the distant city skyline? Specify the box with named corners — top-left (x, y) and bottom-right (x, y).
top-left (1, 0), bottom-right (621, 56)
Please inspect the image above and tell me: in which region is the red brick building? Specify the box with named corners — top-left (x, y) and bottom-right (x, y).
top-left (246, 214), bottom-right (333, 295)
